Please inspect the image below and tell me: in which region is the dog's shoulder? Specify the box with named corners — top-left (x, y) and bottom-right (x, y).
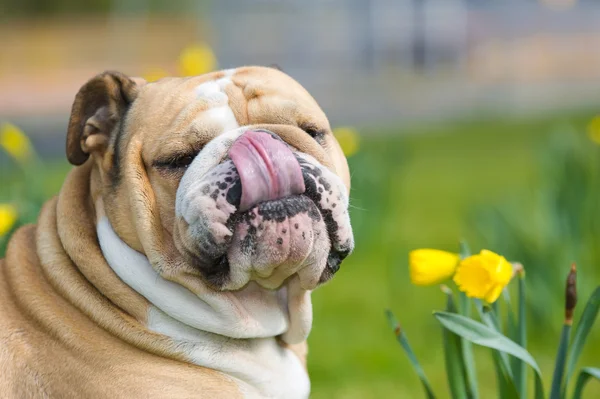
top-left (0, 225), bottom-right (104, 398)
top-left (0, 226), bottom-right (245, 399)
top-left (0, 225), bottom-right (55, 398)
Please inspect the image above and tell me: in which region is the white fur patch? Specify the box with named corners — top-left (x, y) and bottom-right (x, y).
top-left (195, 81), bottom-right (228, 104)
top-left (97, 218), bottom-right (310, 398)
top-left (97, 218), bottom-right (289, 339)
top-left (148, 307), bottom-right (310, 399)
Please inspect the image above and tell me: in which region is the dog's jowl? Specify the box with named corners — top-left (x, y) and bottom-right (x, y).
top-left (0, 66), bottom-right (354, 399)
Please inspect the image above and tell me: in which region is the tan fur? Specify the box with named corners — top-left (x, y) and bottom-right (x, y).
top-left (0, 66), bottom-right (350, 398)
top-left (0, 215), bottom-right (239, 398)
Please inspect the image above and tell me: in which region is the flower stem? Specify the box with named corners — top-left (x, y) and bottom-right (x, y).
top-left (549, 264), bottom-right (577, 399)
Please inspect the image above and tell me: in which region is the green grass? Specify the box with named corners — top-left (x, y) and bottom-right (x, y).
top-left (309, 113), bottom-right (600, 398)
top-left (2, 112), bottom-right (600, 398)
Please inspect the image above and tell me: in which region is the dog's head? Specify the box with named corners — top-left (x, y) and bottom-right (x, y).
top-left (66, 67), bottom-right (353, 296)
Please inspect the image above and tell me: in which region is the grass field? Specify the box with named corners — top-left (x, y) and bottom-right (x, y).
top-left (2, 112), bottom-right (600, 398)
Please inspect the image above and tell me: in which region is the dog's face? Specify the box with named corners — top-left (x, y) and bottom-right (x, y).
top-left (66, 67), bottom-right (353, 293)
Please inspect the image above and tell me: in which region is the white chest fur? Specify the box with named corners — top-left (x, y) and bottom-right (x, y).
top-left (97, 218), bottom-right (310, 399)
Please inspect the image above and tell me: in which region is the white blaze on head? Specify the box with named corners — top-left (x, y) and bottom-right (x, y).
top-left (195, 81), bottom-right (227, 103)
top-left (193, 69), bottom-right (240, 134)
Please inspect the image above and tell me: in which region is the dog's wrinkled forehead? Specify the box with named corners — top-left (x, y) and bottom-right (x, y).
top-left (105, 66), bottom-right (351, 192)
top-left (127, 67), bottom-right (329, 159)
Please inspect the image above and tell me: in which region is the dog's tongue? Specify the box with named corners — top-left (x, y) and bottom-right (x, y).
top-left (229, 130), bottom-right (305, 211)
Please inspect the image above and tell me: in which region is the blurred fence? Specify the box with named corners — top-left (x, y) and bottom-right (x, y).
top-left (2, 0), bottom-right (600, 156)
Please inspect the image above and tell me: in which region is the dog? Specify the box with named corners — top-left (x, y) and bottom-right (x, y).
top-left (0, 66), bottom-right (354, 398)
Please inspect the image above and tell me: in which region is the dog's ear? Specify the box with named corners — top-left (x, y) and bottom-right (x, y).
top-left (66, 71), bottom-right (144, 166)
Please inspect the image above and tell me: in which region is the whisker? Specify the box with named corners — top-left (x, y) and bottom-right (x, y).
top-left (348, 204), bottom-right (368, 211)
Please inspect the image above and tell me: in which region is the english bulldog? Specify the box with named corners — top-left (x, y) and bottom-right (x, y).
top-left (0, 67), bottom-right (354, 398)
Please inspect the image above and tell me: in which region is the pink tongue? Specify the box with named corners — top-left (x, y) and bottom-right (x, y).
top-left (229, 130), bottom-right (305, 211)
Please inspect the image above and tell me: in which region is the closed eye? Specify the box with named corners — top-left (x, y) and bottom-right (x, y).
top-left (299, 123), bottom-right (326, 144)
top-left (153, 151), bottom-right (198, 170)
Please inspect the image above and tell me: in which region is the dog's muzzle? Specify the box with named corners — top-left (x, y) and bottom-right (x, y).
top-left (175, 128), bottom-right (354, 291)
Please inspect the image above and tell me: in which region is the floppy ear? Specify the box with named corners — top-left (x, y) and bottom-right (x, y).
top-left (66, 71), bottom-right (143, 166)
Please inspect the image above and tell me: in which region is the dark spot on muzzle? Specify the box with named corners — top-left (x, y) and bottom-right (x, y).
top-left (203, 255), bottom-right (231, 288)
top-left (226, 179), bottom-right (242, 208)
top-left (319, 247), bottom-right (350, 284)
top-left (241, 225), bottom-right (257, 256)
top-left (256, 195), bottom-right (316, 222)
top-left (181, 244), bottom-right (231, 289)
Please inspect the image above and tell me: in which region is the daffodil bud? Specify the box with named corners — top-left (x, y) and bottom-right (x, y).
top-left (409, 249), bottom-right (460, 286)
top-left (565, 263), bottom-right (577, 325)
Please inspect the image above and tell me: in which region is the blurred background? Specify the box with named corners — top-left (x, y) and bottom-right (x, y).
top-left (1, 0), bottom-right (600, 397)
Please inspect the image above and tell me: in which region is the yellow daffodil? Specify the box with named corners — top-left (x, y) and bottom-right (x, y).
top-left (409, 249), bottom-right (460, 286)
top-left (178, 43), bottom-right (217, 77)
top-left (0, 204), bottom-right (18, 237)
top-left (333, 126), bottom-right (360, 157)
top-left (143, 67), bottom-right (169, 83)
top-left (453, 249), bottom-right (513, 303)
top-left (587, 115), bottom-right (600, 144)
top-left (0, 123), bottom-right (33, 163)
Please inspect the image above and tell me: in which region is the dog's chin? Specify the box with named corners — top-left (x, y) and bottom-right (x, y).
top-left (177, 194), bottom-right (337, 292)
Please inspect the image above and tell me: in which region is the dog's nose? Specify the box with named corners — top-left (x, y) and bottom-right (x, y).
top-left (228, 129), bottom-right (305, 211)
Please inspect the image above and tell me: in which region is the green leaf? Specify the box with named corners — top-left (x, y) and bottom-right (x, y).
top-left (572, 367), bottom-right (600, 399)
top-left (502, 289), bottom-right (523, 399)
top-left (458, 241), bottom-right (478, 398)
top-left (436, 310), bottom-right (539, 372)
top-left (459, 240), bottom-right (471, 260)
top-left (442, 291), bottom-right (468, 399)
top-left (503, 289), bottom-right (518, 341)
top-left (474, 299), bottom-right (502, 334)
top-left (474, 299), bottom-right (519, 397)
top-left (549, 324), bottom-right (571, 399)
top-left (489, 332), bottom-right (520, 399)
top-left (492, 350), bottom-right (519, 399)
top-left (459, 292), bottom-right (479, 399)
top-left (386, 310), bottom-right (436, 399)
top-left (515, 273), bottom-right (528, 398)
top-left (565, 287), bottom-right (600, 391)
top-left (434, 311), bottom-right (545, 399)
top-left (459, 290), bottom-right (470, 315)
top-left (474, 299), bottom-right (515, 382)
top-left (492, 300), bottom-right (503, 332)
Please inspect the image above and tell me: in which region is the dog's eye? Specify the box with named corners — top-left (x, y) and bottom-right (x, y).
top-left (300, 124), bottom-right (325, 144)
top-left (154, 153), bottom-right (196, 170)
top-left (171, 155), bottom-right (194, 168)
